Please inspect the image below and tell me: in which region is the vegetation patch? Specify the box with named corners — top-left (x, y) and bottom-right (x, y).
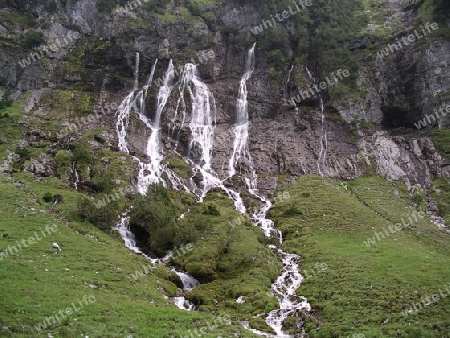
top-left (271, 175), bottom-right (450, 337)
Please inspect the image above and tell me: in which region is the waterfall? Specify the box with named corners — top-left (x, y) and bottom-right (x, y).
top-left (72, 161), bottom-right (79, 190)
top-left (177, 64), bottom-right (217, 192)
top-left (116, 91), bottom-right (135, 154)
top-left (171, 63), bottom-right (246, 211)
top-left (134, 52), bottom-right (139, 90)
top-left (114, 52), bottom-right (311, 332)
top-left (145, 58), bottom-right (158, 89)
top-left (285, 65), bottom-right (294, 86)
top-left (115, 55), bottom-right (176, 193)
top-left (305, 66), bottom-right (328, 176)
top-left (138, 60), bottom-right (175, 193)
top-left (223, 44), bottom-right (311, 337)
top-left (228, 42), bottom-right (256, 179)
top-left (114, 213), bottom-right (197, 311)
top-left (265, 249), bottom-right (311, 337)
top-left (114, 213), bottom-right (154, 258)
top-left (318, 99), bottom-right (328, 177)
top-left (179, 64), bottom-right (216, 172)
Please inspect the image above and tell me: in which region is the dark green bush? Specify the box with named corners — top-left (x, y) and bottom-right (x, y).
top-left (44, 1), bottom-right (57, 13)
top-left (186, 2), bottom-right (201, 16)
top-left (22, 30), bottom-right (46, 49)
top-left (77, 197), bottom-right (120, 231)
top-left (130, 184), bottom-right (180, 256)
top-left (203, 204), bottom-right (220, 216)
top-left (43, 192), bottom-right (54, 203)
top-left (0, 90), bottom-right (12, 109)
top-left (14, 147), bottom-right (30, 161)
top-left (70, 143), bottom-right (92, 164)
top-left (96, 0), bottom-right (116, 12)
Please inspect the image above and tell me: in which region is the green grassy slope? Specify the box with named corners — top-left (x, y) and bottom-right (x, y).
top-left (0, 173), bottom-right (260, 337)
top-left (271, 175), bottom-right (450, 337)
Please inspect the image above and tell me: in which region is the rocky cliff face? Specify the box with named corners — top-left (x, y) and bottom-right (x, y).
top-left (1, 0), bottom-right (449, 219)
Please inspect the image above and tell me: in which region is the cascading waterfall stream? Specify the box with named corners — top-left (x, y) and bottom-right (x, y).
top-left (227, 44), bottom-right (310, 337)
top-left (134, 52), bottom-right (140, 90)
top-left (72, 161), bottom-right (79, 190)
top-left (138, 60), bottom-right (176, 192)
top-left (115, 57), bottom-right (172, 193)
top-left (115, 51), bottom-right (311, 334)
top-left (114, 213), bottom-right (198, 311)
top-left (115, 55), bottom-right (198, 311)
top-left (306, 66), bottom-right (328, 176)
top-left (285, 65), bottom-right (294, 86)
top-left (317, 98), bottom-right (328, 177)
top-left (173, 63), bottom-right (246, 212)
top-left (228, 42), bottom-right (257, 180)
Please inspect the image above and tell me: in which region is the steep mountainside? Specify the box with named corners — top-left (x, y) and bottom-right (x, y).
top-left (0, 0), bottom-right (450, 337)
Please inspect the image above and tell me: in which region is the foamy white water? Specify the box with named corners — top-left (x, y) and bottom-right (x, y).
top-left (305, 66), bottom-right (328, 176)
top-left (228, 42), bottom-right (256, 178)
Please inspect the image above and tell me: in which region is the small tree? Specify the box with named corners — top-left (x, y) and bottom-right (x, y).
top-left (22, 30), bottom-right (45, 49)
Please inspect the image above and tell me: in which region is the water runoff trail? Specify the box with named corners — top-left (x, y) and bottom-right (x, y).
top-left (115, 53), bottom-right (198, 310)
top-left (306, 66), bottom-right (328, 177)
top-left (114, 50), bottom-right (311, 333)
top-left (228, 43), bottom-right (311, 337)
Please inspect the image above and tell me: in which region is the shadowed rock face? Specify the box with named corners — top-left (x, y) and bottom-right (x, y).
top-left (1, 0), bottom-right (449, 196)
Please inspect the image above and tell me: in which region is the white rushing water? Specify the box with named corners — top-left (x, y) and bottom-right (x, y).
top-left (226, 44), bottom-right (310, 337)
top-left (115, 55), bottom-right (177, 194)
top-left (72, 161), bottom-right (79, 190)
top-left (114, 213), bottom-right (198, 311)
top-left (138, 60), bottom-right (175, 192)
top-left (285, 65), bottom-right (294, 86)
top-left (115, 51), bottom-right (311, 333)
top-left (172, 63), bottom-right (246, 212)
top-left (265, 248), bottom-right (311, 337)
top-left (114, 55), bottom-right (200, 311)
top-left (134, 51), bottom-right (140, 90)
top-left (228, 42), bottom-right (256, 179)
top-left (317, 98), bottom-right (328, 177)
top-left (177, 64), bottom-right (216, 188)
top-left (305, 66), bottom-right (328, 176)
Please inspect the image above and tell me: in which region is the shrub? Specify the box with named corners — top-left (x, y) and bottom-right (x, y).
top-left (283, 205), bottom-right (303, 217)
top-left (203, 204), bottom-right (220, 216)
top-left (96, 0), bottom-right (116, 13)
top-left (130, 184), bottom-right (180, 256)
top-left (186, 2), bottom-right (201, 16)
top-left (70, 143), bottom-right (92, 164)
top-left (14, 147), bottom-right (30, 161)
top-left (77, 197), bottom-right (120, 231)
top-left (0, 89), bottom-right (13, 109)
top-left (43, 192), bottom-right (54, 202)
top-left (267, 49), bottom-right (286, 71)
top-left (44, 1), bottom-right (57, 13)
top-left (22, 30), bottom-right (46, 49)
